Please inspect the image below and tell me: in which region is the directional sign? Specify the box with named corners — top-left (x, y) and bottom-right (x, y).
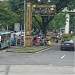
top-left (32, 4), bottom-right (56, 16)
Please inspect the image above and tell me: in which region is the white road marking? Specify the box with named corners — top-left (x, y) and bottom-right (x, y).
top-left (61, 55), bottom-right (66, 59)
top-left (36, 48), bottom-right (50, 53)
top-left (49, 64), bottom-right (54, 66)
top-left (3, 50), bottom-right (7, 52)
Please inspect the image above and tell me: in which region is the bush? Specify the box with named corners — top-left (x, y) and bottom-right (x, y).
top-left (62, 34), bottom-right (72, 39)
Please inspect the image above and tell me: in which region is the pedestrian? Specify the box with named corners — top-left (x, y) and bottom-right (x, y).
top-left (47, 39), bottom-right (51, 46)
top-left (40, 37), bottom-right (45, 46)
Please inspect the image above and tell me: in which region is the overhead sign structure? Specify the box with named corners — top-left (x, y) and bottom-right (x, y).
top-left (25, 2), bottom-right (32, 46)
top-left (24, 2), bottom-right (56, 47)
top-left (32, 4), bottom-right (56, 16)
top-left (26, 2), bottom-right (31, 36)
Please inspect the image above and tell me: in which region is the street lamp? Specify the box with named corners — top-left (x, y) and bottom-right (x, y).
top-left (38, 0), bottom-right (40, 2)
top-left (38, 0), bottom-right (41, 2)
top-left (24, 0), bottom-right (26, 47)
top-left (48, 0), bottom-right (51, 3)
top-left (38, 0), bottom-right (41, 3)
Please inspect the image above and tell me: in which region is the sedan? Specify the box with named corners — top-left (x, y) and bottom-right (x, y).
top-left (60, 40), bottom-right (75, 51)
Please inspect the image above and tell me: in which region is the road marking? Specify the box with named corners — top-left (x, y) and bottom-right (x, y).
top-left (49, 64), bottom-right (53, 66)
top-left (61, 55), bottom-right (66, 59)
top-left (36, 48), bottom-right (50, 53)
top-left (3, 50), bottom-right (7, 52)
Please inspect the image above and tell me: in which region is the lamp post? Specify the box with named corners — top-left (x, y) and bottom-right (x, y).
top-left (0, 24), bottom-right (1, 31)
top-left (24, 0), bottom-right (26, 47)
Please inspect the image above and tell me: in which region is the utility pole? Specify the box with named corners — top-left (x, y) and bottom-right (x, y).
top-left (7, 25), bottom-right (8, 31)
top-left (24, 0), bottom-right (26, 47)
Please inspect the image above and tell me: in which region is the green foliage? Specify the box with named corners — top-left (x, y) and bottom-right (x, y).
top-left (1, 0), bottom-right (75, 31)
top-left (32, 15), bottom-right (42, 30)
top-left (52, 0), bottom-right (75, 12)
top-left (62, 33), bottom-right (72, 39)
top-left (9, 0), bottom-right (24, 13)
top-left (8, 0), bottom-right (75, 32)
top-left (0, 1), bottom-right (18, 30)
top-left (67, 0), bottom-right (75, 10)
top-left (48, 13), bottom-right (66, 31)
top-left (9, 0), bottom-right (24, 25)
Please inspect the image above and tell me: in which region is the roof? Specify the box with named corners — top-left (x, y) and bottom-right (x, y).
top-left (0, 31), bottom-right (11, 35)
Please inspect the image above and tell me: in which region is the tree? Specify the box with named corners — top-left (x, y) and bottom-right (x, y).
top-left (32, 15), bottom-right (42, 30)
top-left (47, 13), bottom-right (66, 31)
top-left (8, 0), bottom-right (24, 25)
top-left (7, 0), bottom-right (75, 33)
top-left (0, 1), bottom-right (18, 30)
top-left (31, 0), bottom-right (75, 34)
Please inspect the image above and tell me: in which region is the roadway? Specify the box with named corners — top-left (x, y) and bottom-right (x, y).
top-left (0, 46), bottom-right (74, 66)
top-left (0, 44), bottom-right (75, 74)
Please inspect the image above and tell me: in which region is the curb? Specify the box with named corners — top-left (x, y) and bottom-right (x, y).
top-left (6, 46), bottom-right (52, 53)
top-left (6, 43), bottom-right (59, 53)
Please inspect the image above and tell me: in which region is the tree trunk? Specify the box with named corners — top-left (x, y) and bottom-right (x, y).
top-left (41, 16), bottom-right (48, 35)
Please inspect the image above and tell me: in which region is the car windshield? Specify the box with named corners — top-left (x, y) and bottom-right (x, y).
top-left (64, 40), bottom-right (74, 43)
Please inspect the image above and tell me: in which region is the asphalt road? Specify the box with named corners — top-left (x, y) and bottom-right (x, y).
top-left (0, 46), bottom-right (74, 66)
top-left (0, 45), bottom-right (75, 75)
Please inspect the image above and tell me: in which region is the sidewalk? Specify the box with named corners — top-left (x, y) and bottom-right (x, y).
top-left (6, 42), bottom-right (59, 53)
top-left (0, 65), bottom-right (74, 75)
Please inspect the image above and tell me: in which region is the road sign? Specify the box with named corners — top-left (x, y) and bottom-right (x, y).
top-left (14, 23), bottom-right (20, 31)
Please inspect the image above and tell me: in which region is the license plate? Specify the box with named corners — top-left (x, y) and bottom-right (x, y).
top-left (65, 44), bottom-right (70, 45)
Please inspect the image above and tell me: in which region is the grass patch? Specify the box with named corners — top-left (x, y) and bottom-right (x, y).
top-left (72, 36), bottom-right (75, 38)
top-left (8, 46), bottom-right (49, 53)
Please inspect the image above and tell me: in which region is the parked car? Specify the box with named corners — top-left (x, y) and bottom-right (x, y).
top-left (60, 39), bottom-right (74, 51)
